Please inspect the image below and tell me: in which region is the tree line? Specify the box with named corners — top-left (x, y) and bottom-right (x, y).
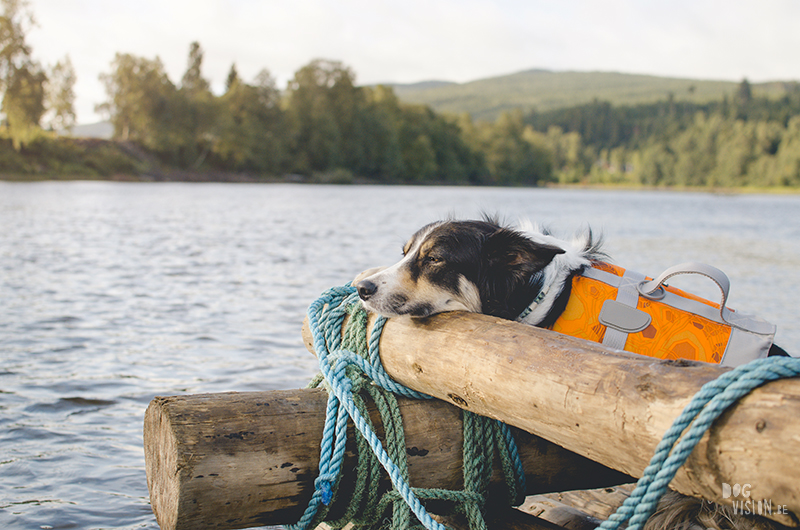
top-left (94, 48), bottom-right (482, 183)
top-left (93, 44), bottom-right (560, 185)
top-left (1, 1), bottom-right (555, 186)
top-left (3, 0), bottom-right (800, 187)
top-left (525, 80), bottom-right (800, 187)
top-left (0, 0), bottom-right (553, 187)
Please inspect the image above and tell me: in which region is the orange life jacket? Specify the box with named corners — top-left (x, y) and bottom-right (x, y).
top-left (545, 262), bottom-right (776, 366)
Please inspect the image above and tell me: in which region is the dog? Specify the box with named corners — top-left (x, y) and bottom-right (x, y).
top-left (355, 217), bottom-right (788, 356)
top-left (354, 217), bottom-right (786, 530)
top-left (355, 217), bottom-right (604, 325)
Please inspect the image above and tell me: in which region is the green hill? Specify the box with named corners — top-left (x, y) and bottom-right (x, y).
top-left (389, 69), bottom-right (797, 122)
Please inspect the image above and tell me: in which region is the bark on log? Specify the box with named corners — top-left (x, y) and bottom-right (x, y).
top-left (302, 312), bottom-right (800, 526)
top-left (144, 388), bottom-right (630, 530)
top-left (520, 485), bottom-right (634, 530)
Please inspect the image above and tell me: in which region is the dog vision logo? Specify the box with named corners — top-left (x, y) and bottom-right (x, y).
top-left (722, 483), bottom-right (788, 516)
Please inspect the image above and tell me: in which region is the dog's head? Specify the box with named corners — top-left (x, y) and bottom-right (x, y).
top-left (355, 219), bottom-right (566, 319)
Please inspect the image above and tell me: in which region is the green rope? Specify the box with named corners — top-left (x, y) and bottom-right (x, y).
top-left (304, 293), bottom-right (526, 530)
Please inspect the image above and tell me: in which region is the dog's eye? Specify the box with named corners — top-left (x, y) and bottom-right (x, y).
top-left (426, 256), bottom-right (442, 264)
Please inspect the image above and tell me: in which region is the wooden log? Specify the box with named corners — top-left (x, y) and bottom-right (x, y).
top-left (520, 485), bottom-right (634, 530)
top-left (144, 388), bottom-right (630, 530)
top-left (302, 312), bottom-right (800, 526)
top-left (517, 494), bottom-right (606, 530)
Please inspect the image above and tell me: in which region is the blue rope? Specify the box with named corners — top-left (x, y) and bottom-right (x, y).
top-left (598, 355), bottom-right (800, 530)
top-left (290, 284), bottom-right (527, 530)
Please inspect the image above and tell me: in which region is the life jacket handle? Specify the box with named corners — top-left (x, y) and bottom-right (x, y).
top-left (638, 261), bottom-right (736, 327)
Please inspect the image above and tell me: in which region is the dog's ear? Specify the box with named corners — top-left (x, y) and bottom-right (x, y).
top-left (484, 228), bottom-right (565, 277)
top-left (480, 228), bottom-right (565, 319)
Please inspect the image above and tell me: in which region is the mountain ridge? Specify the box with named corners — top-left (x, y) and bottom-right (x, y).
top-left (386, 68), bottom-right (799, 122)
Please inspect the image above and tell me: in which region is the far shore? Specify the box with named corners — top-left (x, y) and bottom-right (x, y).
top-left (2, 172), bottom-right (799, 195)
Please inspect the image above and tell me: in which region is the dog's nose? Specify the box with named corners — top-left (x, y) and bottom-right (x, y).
top-left (356, 280), bottom-right (378, 301)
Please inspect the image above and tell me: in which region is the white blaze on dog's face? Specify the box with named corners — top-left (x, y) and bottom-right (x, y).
top-left (355, 222), bottom-right (482, 317)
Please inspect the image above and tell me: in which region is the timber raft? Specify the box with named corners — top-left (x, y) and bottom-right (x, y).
top-left (143, 311), bottom-right (800, 530)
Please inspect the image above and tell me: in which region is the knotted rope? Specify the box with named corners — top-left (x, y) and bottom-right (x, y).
top-left (598, 355), bottom-right (800, 530)
top-left (289, 284), bottom-right (526, 530)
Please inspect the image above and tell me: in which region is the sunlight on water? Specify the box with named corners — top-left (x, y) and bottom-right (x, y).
top-left (1, 181), bottom-right (798, 529)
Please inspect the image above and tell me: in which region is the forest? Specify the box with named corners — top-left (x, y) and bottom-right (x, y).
top-left (526, 83), bottom-right (800, 187)
top-left (2, 0), bottom-right (800, 188)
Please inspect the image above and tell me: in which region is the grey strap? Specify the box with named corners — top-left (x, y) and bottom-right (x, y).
top-left (601, 268), bottom-right (647, 350)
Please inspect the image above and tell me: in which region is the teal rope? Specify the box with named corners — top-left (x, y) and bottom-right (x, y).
top-left (291, 286), bottom-right (440, 530)
top-left (598, 356), bottom-right (800, 530)
top-left (290, 284), bottom-right (527, 530)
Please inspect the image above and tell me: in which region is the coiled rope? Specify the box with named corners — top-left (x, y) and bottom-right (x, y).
top-left (597, 355), bottom-right (800, 530)
top-left (289, 284), bottom-right (526, 530)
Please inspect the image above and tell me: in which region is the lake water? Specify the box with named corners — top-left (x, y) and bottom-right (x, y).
top-left (1, 181), bottom-right (799, 530)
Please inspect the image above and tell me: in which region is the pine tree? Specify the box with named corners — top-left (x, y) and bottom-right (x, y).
top-left (181, 41), bottom-right (210, 93)
top-left (225, 63), bottom-right (239, 92)
top-left (736, 78), bottom-right (753, 106)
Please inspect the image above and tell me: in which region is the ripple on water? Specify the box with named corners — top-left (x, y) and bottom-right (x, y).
top-left (24, 397), bottom-right (118, 414)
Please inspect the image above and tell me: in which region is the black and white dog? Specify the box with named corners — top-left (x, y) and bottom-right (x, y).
top-left (355, 217), bottom-right (788, 356)
top-left (355, 218), bottom-right (603, 325)
top-left (354, 217), bottom-right (785, 530)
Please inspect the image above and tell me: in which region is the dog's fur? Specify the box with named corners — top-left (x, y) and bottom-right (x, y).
top-left (356, 218), bottom-right (605, 325)
top-left (643, 491), bottom-right (778, 530)
top-left (355, 217), bottom-right (785, 530)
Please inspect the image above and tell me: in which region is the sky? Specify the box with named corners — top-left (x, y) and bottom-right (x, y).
top-left (24, 0), bottom-right (800, 124)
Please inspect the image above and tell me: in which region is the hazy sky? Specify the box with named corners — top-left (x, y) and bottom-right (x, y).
top-left (25, 0), bottom-right (800, 124)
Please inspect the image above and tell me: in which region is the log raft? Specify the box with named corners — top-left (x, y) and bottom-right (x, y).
top-left (144, 311), bottom-right (800, 530)
top-left (301, 312), bottom-right (800, 526)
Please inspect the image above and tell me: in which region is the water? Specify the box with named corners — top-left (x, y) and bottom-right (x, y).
top-left (1, 181), bottom-right (798, 530)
